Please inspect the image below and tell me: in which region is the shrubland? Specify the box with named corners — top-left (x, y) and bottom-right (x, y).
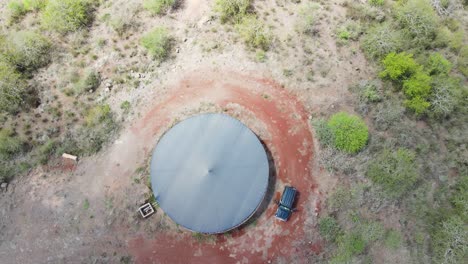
top-left (315, 1), bottom-right (467, 263)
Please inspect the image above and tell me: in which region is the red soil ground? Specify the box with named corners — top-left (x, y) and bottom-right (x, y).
top-left (127, 70), bottom-right (320, 263)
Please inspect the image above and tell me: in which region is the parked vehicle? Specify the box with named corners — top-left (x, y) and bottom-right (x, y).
top-left (275, 186), bottom-right (297, 221)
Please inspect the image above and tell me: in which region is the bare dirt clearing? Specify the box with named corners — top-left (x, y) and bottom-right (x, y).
top-left (1, 69), bottom-right (321, 263)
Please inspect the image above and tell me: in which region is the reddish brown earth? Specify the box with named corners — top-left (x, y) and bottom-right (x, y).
top-left (127, 70), bottom-right (319, 263)
top-left (0, 70), bottom-right (322, 264)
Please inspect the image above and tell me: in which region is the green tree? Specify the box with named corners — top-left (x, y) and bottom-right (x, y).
top-left (379, 52), bottom-right (420, 81)
top-left (41, 0), bottom-right (93, 33)
top-left (327, 112), bottom-right (369, 154)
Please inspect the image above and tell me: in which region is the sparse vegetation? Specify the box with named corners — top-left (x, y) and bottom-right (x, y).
top-left (296, 2), bottom-right (320, 35)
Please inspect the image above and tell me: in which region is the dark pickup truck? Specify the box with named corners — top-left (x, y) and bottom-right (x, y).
top-left (275, 186), bottom-right (297, 221)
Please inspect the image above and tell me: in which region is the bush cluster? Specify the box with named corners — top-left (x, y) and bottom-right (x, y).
top-left (41, 0), bottom-right (93, 33)
top-left (0, 62), bottom-right (26, 113)
top-left (235, 16), bottom-right (271, 51)
top-left (0, 31), bottom-right (52, 73)
top-left (396, 0), bottom-right (439, 48)
top-left (361, 23), bottom-right (405, 59)
top-left (366, 148), bottom-right (419, 199)
top-left (7, 0), bottom-right (47, 22)
top-left (215, 0), bottom-right (251, 24)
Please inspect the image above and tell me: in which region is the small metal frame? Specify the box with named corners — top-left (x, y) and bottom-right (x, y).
top-left (138, 203), bottom-right (155, 218)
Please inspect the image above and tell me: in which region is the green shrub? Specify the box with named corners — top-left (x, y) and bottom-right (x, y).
top-left (368, 0), bottom-right (384, 6)
top-left (426, 53), bottom-right (452, 75)
top-left (120, 101), bottom-right (131, 112)
top-left (396, 0), bottom-right (439, 48)
top-left (215, 0), bottom-right (250, 24)
top-left (141, 27), bottom-right (172, 61)
top-left (332, 232), bottom-right (366, 263)
top-left (255, 50), bottom-right (266, 62)
top-left (235, 16), bottom-right (271, 51)
top-left (319, 216), bottom-right (342, 242)
top-left (85, 104), bottom-right (111, 127)
top-left (359, 81), bottom-right (382, 103)
top-left (360, 221), bottom-right (385, 243)
top-left (431, 216), bottom-right (467, 264)
top-left (434, 26), bottom-right (464, 51)
top-left (41, 0), bottom-right (93, 33)
top-left (458, 46), bottom-right (468, 78)
top-left (7, 1), bottom-right (27, 21)
top-left (0, 129), bottom-right (22, 159)
top-left (385, 230), bottom-right (402, 249)
top-left (328, 186), bottom-right (356, 211)
top-left (366, 148), bottom-right (419, 199)
top-left (36, 139), bottom-right (57, 165)
top-left (0, 61), bottom-right (27, 113)
top-left (405, 96), bottom-right (431, 115)
top-left (23, 0), bottom-right (47, 10)
top-left (336, 21), bottom-right (362, 45)
top-left (0, 163), bottom-right (15, 182)
top-left (143, 0), bottom-right (176, 15)
top-left (296, 2), bottom-right (320, 35)
top-left (450, 174), bottom-right (468, 221)
top-left (69, 104), bottom-right (118, 155)
top-left (429, 76), bottom-right (461, 119)
top-left (0, 31), bottom-right (52, 73)
top-left (402, 71), bottom-right (432, 115)
top-left (402, 71), bottom-right (432, 99)
top-left (327, 112), bottom-right (369, 153)
top-left (361, 23), bottom-right (405, 59)
top-left (74, 70), bottom-right (100, 94)
top-left (379, 52), bottom-right (420, 81)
